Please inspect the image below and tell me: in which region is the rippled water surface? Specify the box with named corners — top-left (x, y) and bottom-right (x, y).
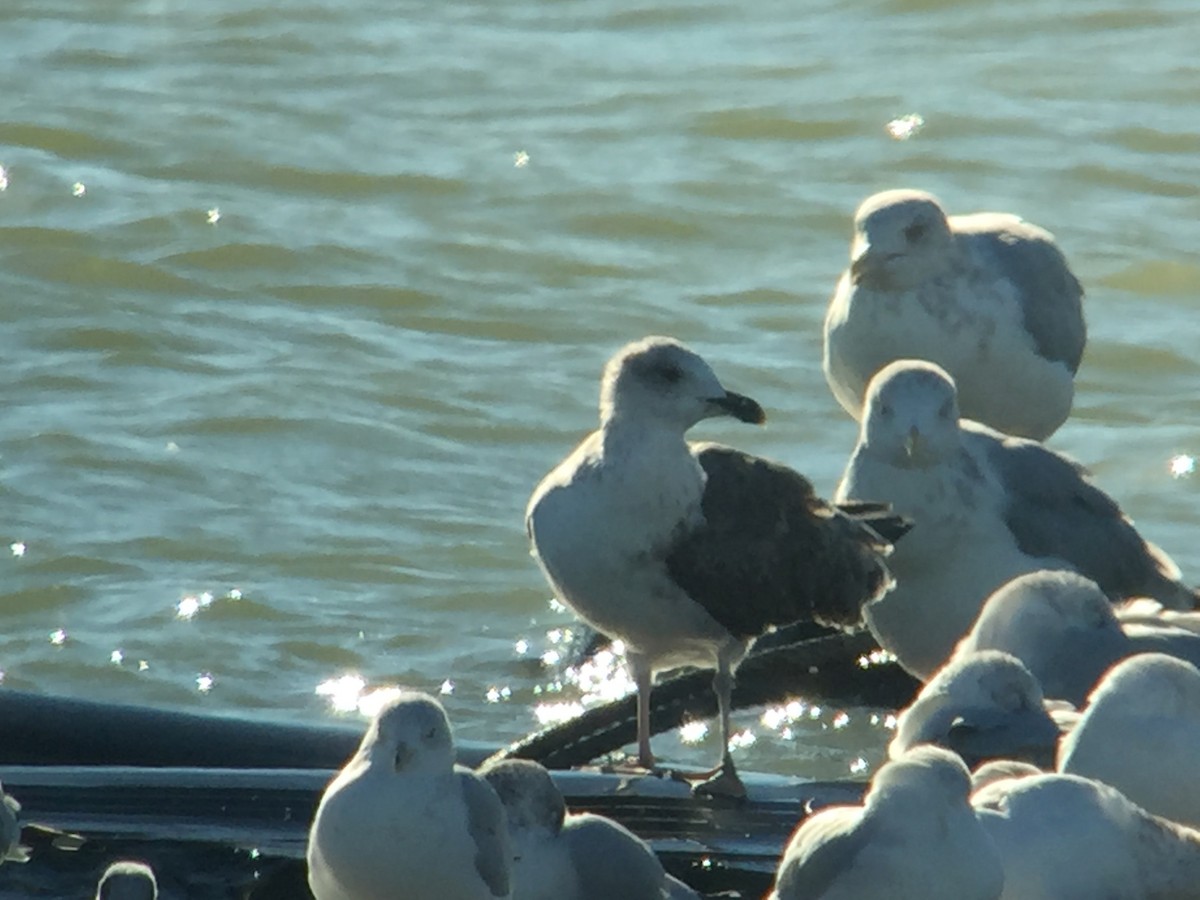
top-left (3, 0), bottom-right (1200, 840)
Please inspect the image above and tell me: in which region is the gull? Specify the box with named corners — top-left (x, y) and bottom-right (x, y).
top-left (527, 336), bottom-right (907, 794)
top-left (836, 359), bottom-right (1197, 678)
top-left (482, 759), bottom-right (698, 900)
top-left (889, 650), bottom-right (1062, 767)
top-left (0, 780), bottom-right (29, 866)
top-left (307, 692), bottom-right (511, 900)
top-left (769, 745), bottom-right (1003, 900)
top-left (973, 771), bottom-right (1200, 899)
top-left (96, 861), bottom-right (158, 900)
top-left (970, 760), bottom-right (1043, 792)
top-left (823, 188), bottom-right (1085, 440)
top-left (956, 570), bottom-right (1200, 705)
top-left (1058, 652), bottom-right (1200, 828)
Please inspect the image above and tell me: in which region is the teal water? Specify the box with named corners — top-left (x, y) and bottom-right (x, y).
top-left (2, 0), bottom-right (1199, 809)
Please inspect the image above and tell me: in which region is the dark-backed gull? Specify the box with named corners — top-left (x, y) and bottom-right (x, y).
top-left (527, 336), bottom-right (907, 794)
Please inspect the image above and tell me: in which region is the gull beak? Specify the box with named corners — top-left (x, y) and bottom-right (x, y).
top-left (708, 391), bottom-right (766, 425)
top-left (945, 709), bottom-right (1063, 769)
top-left (848, 236), bottom-right (874, 285)
top-left (904, 425), bottom-right (920, 458)
top-left (849, 253), bottom-right (870, 285)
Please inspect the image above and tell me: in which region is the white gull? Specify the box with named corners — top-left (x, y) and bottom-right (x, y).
top-left (769, 745), bottom-right (1003, 900)
top-left (823, 188), bottom-right (1085, 440)
top-left (973, 771), bottom-right (1200, 900)
top-left (836, 359), bottom-right (1197, 678)
top-left (481, 759), bottom-right (698, 900)
top-left (889, 650), bottom-right (1061, 767)
top-left (0, 780), bottom-right (29, 866)
top-left (306, 692), bottom-right (511, 900)
top-left (96, 861), bottom-right (158, 900)
top-left (1058, 652), bottom-right (1200, 828)
top-left (955, 570), bottom-right (1200, 705)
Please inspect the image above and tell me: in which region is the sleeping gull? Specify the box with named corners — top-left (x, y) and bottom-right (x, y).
top-left (527, 336), bottom-right (907, 794)
top-left (1058, 653), bottom-right (1200, 828)
top-left (482, 759), bottom-right (698, 900)
top-left (969, 760), bottom-right (1043, 792)
top-left (307, 692), bottom-right (511, 900)
top-left (823, 188), bottom-right (1085, 440)
top-left (836, 359), bottom-right (1198, 678)
top-left (889, 650), bottom-right (1061, 767)
top-left (769, 745), bottom-right (1003, 900)
top-left (96, 861), bottom-right (158, 900)
top-left (955, 570), bottom-right (1200, 705)
top-left (0, 781), bottom-right (29, 866)
top-left (972, 771), bottom-right (1200, 899)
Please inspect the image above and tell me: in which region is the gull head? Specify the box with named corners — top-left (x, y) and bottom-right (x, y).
top-left (969, 570), bottom-right (1122, 653)
top-left (861, 359), bottom-right (960, 466)
top-left (481, 759), bottom-right (566, 837)
top-left (869, 744), bottom-right (973, 810)
top-left (359, 691), bottom-right (455, 775)
top-left (1082, 652), bottom-right (1200, 720)
top-left (893, 650), bottom-right (1058, 762)
top-left (848, 189), bottom-right (955, 290)
top-left (96, 862), bottom-right (158, 900)
top-left (599, 336), bottom-right (765, 431)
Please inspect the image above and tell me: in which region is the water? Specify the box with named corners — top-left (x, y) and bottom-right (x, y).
top-left (2, 0), bottom-right (1199, 870)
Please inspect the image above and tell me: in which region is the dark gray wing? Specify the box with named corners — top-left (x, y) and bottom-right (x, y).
top-left (457, 769), bottom-right (512, 898)
top-left (982, 430), bottom-right (1197, 608)
top-left (957, 218), bottom-right (1086, 371)
top-left (665, 443), bottom-right (908, 640)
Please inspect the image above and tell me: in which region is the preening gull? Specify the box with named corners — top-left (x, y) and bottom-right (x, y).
top-left (1058, 653), bottom-right (1200, 828)
top-left (955, 570), bottom-right (1200, 705)
top-left (889, 650), bottom-right (1061, 767)
top-left (823, 188), bottom-right (1085, 440)
top-left (527, 336), bottom-right (907, 794)
top-left (307, 692), bottom-right (511, 900)
top-left (482, 759), bottom-right (699, 900)
top-left (0, 781), bottom-right (29, 866)
top-left (769, 745), bottom-right (1003, 900)
top-left (96, 861), bottom-right (158, 900)
top-left (836, 359), bottom-right (1197, 678)
top-left (972, 772), bottom-right (1200, 900)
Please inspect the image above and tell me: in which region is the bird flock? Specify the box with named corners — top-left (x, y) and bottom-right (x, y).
top-left (4, 188), bottom-right (1197, 898)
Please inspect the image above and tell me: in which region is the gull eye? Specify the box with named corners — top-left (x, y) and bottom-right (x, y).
top-left (903, 221), bottom-right (927, 243)
top-left (879, 403), bottom-right (894, 419)
top-left (656, 363), bottom-right (684, 385)
top-left (425, 726), bottom-right (439, 740)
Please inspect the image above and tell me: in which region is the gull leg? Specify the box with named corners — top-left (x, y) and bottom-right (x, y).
top-left (693, 651), bottom-right (746, 800)
top-left (630, 652), bottom-right (656, 769)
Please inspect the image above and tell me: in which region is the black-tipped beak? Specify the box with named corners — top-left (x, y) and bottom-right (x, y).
top-left (849, 250), bottom-right (877, 286)
top-left (709, 391), bottom-right (766, 425)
